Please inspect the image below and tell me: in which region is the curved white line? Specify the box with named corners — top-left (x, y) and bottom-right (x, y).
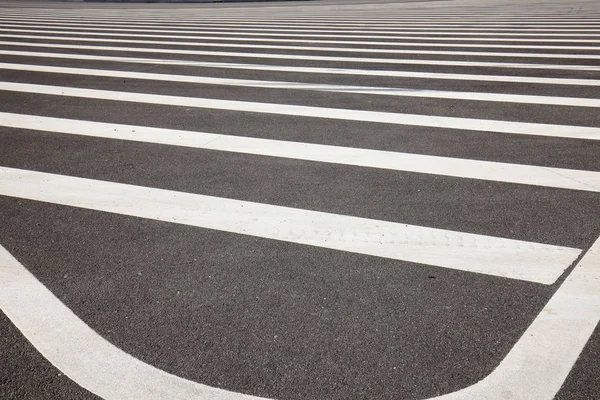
top-left (1, 236), bottom-right (598, 399)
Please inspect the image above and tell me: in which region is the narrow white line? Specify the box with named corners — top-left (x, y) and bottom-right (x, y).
top-left (0, 225), bottom-right (598, 399)
top-left (3, 21), bottom-right (600, 43)
top-left (1, 82), bottom-right (599, 141)
top-left (432, 235), bottom-right (600, 399)
top-left (0, 166), bottom-right (582, 283)
top-left (3, 32), bottom-right (600, 60)
top-left (3, 62), bottom-right (599, 108)
top-left (2, 49), bottom-right (599, 87)
top-left (3, 112), bottom-right (599, 192)
top-left (2, 40), bottom-right (599, 72)
top-left (3, 27), bottom-right (600, 50)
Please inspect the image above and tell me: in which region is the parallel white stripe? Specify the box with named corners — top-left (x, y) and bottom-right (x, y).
top-left (2, 17), bottom-right (600, 37)
top-left (2, 40), bottom-right (599, 72)
top-left (3, 16), bottom-right (600, 31)
top-left (0, 17), bottom-right (600, 37)
top-left (0, 166), bottom-right (582, 284)
top-left (2, 27), bottom-right (599, 51)
top-left (1, 237), bottom-right (598, 399)
top-left (3, 49), bottom-right (598, 87)
top-left (4, 62), bottom-right (599, 108)
top-left (2, 82), bottom-right (599, 140)
top-left (3, 22), bottom-right (600, 43)
top-left (3, 112), bottom-right (599, 192)
top-left (3, 32), bottom-right (600, 60)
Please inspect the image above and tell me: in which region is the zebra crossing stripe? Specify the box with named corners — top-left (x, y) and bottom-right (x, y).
top-left (2, 112), bottom-right (598, 192)
top-left (1, 81), bottom-right (598, 140)
top-left (2, 62), bottom-right (599, 108)
top-left (2, 49), bottom-right (598, 87)
top-left (0, 166), bottom-right (582, 284)
top-left (2, 27), bottom-right (600, 50)
top-left (1, 40), bottom-right (599, 72)
top-left (3, 21), bottom-right (600, 43)
top-left (2, 32), bottom-right (599, 60)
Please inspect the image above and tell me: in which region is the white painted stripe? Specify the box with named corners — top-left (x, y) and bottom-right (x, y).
top-left (2, 82), bottom-right (600, 140)
top-left (0, 231), bottom-right (598, 399)
top-left (2, 26), bottom-right (600, 50)
top-left (2, 40), bottom-right (599, 72)
top-left (0, 244), bottom-right (268, 400)
top-left (3, 112), bottom-right (599, 192)
top-left (3, 32), bottom-right (600, 60)
top-left (3, 62), bottom-right (599, 108)
top-left (432, 236), bottom-right (600, 399)
top-left (0, 166), bottom-right (582, 283)
top-left (3, 16), bottom-right (600, 31)
top-left (2, 49), bottom-right (599, 87)
top-left (3, 21), bottom-right (600, 43)
top-left (2, 17), bottom-right (600, 37)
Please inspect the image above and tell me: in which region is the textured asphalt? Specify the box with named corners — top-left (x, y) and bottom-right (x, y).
top-left (0, 0), bottom-right (599, 399)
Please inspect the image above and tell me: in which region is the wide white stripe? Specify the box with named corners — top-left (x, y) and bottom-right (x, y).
top-left (2, 17), bottom-right (600, 37)
top-left (2, 82), bottom-right (599, 140)
top-left (0, 166), bottom-right (581, 283)
top-left (3, 32), bottom-right (599, 60)
top-left (3, 15), bottom-right (600, 31)
top-left (0, 244), bottom-right (268, 400)
top-left (2, 49), bottom-right (599, 87)
top-left (3, 21), bottom-right (600, 43)
top-left (3, 62), bottom-right (599, 108)
top-left (0, 236), bottom-right (598, 399)
top-left (2, 40), bottom-right (599, 72)
top-left (2, 26), bottom-right (600, 50)
top-left (433, 236), bottom-right (600, 399)
top-left (4, 112), bottom-right (599, 192)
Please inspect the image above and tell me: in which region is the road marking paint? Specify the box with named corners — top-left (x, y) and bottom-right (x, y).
top-left (2, 27), bottom-right (600, 50)
top-left (0, 244), bottom-right (268, 400)
top-left (1, 82), bottom-right (599, 140)
top-left (0, 234), bottom-right (597, 399)
top-left (3, 21), bottom-right (600, 43)
top-left (0, 166), bottom-right (582, 284)
top-left (432, 235), bottom-right (600, 399)
top-left (3, 112), bottom-right (599, 192)
top-left (2, 49), bottom-right (599, 87)
top-left (3, 62), bottom-right (599, 108)
top-left (2, 40), bottom-right (598, 73)
top-left (2, 32), bottom-right (600, 60)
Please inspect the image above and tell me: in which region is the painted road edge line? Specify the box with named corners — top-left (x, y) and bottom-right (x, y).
top-left (0, 166), bottom-right (582, 284)
top-left (1, 112), bottom-right (599, 192)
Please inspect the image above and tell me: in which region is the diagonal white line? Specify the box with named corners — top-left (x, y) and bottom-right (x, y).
top-left (0, 166), bottom-right (582, 283)
top-left (2, 62), bottom-right (599, 108)
top-left (2, 112), bottom-right (599, 192)
top-left (1, 82), bottom-right (599, 140)
top-left (2, 32), bottom-right (600, 60)
top-left (1, 49), bottom-right (598, 87)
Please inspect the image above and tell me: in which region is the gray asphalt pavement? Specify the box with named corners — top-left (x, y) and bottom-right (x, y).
top-left (0, 0), bottom-right (599, 399)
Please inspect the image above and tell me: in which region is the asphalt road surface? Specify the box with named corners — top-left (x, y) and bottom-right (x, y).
top-left (0, 0), bottom-right (599, 399)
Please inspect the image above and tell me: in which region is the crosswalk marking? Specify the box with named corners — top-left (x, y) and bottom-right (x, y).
top-left (0, 21), bottom-right (600, 43)
top-left (0, 166), bottom-right (581, 284)
top-left (2, 81), bottom-right (599, 140)
top-left (3, 27), bottom-right (600, 51)
top-left (1, 0), bottom-right (599, 398)
top-left (3, 32), bottom-right (600, 60)
top-left (3, 40), bottom-right (599, 73)
top-left (4, 49), bottom-right (598, 87)
top-left (4, 21), bottom-right (600, 43)
top-left (2, 112), bottom-right (598, 192)
top-left (3, 62), bottom-right (599, 108)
